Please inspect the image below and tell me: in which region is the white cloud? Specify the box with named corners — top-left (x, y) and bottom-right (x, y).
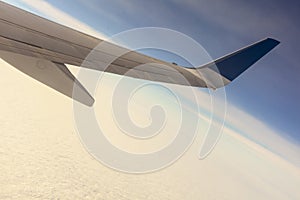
top-left (226, 103), bottom-right (299, 166)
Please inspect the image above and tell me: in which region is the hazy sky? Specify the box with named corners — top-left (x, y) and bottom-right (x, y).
top-left (2, 0), bottom-right (299, 165)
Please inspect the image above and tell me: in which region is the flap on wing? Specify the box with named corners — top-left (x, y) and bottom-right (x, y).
top-left (0, 51), bottom-right (94, 106)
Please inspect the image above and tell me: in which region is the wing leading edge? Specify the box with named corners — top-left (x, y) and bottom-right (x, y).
top-left (0, 1), bottom-right (280, 106)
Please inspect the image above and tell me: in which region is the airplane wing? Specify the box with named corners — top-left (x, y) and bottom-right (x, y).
top-left (0, 2), bottom-right (280, 106)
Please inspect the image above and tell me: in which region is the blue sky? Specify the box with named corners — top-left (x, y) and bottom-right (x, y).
top-left (27, 0), bottom-right (300, 140)
top-left (2, 0), bottom-right (300, 162)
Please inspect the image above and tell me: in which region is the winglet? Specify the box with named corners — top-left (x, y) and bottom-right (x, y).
top-left (200, 38), bottom-right (280, 82)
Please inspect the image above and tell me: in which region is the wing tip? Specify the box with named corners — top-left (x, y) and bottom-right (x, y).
top-left (199, 37), bottom-right (281, 85)
top-left (266, 37), bottom-right (280, 47)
